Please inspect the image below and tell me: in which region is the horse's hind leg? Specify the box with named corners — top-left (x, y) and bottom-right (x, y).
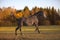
top-left (19, 26), bottom-right (23, 35)
top-left (15, 25), bottom-right (23, 35)
top-left (15, 26), bottom-right (19, 35)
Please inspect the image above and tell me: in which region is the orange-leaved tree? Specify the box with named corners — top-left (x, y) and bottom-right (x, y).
top-left (23, 6), bottom-right (30, 18)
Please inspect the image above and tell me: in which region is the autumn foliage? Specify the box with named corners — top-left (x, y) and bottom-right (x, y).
top-left (0, 6), bottom-right (60, 26)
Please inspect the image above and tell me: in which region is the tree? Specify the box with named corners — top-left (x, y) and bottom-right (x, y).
top-left (23, 6), bottom-right (30, 18)
top-left (31, 6), bottom-right (40, 15)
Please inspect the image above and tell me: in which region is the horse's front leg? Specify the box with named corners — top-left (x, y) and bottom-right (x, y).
top-left (35, 24), bottom-right (40, 33)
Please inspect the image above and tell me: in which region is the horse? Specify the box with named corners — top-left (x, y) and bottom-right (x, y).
top-left (11, 10), bottom-right (43, 35)
top-left (15, 15), bottom-right (40, 35)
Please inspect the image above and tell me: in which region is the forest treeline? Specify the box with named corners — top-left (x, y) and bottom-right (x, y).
top-left (0, 6), bottom-right (60, 26)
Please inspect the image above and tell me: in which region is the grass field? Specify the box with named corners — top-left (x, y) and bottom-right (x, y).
top-left (0, 25), bottom-right (60, 40)
top-left (0, 25), bottom-right (60, 33)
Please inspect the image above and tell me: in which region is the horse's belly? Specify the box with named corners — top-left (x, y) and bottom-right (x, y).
top-left (26, 21), bottom-right (33, 26)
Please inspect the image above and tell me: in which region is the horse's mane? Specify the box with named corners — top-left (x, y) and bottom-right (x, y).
top-left (34, 11), bottom-right (43, 16)
top-left (29, 11), bottom-right (43, 17)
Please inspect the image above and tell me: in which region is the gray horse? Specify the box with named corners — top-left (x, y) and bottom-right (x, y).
top-left (15, 15), bottom-right (40, 35)
top-left (11, 11), bottom-right (43, 35)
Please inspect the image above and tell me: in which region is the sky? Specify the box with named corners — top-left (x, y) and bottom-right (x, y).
top-left (0, 0), bottom-right (60, 10)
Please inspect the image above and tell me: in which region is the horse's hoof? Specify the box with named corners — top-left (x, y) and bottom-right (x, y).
top-left (38, 32), bottom-right (40, 33)
top-left (38, 31), bottom-right (40, 33)
top-left (15, 34), bottom-right (17, 36)
top-left (20, 33), bottom-right (24, 36)
top-left (15, 33), bottom-right (17, 36)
